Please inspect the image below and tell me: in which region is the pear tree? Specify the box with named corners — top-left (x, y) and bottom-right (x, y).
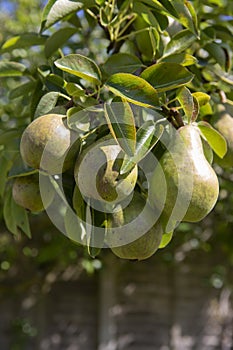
top-left (0, 0), bottom-right (232, 261)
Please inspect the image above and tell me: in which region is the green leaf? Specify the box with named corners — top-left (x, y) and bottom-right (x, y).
top-left (0, 61), bottom-right (26, 77)
top-left (65, 82), bottom-right (85, 97)
top-left (133, 2), bottom-right (161, 30)
top-left (73, 185), bottom-right (86, 220)
top-left (198, 121), bottom-right (227, 159)
top-left (160, 53), bottom-right (197, 66)
top-left (141, 0), bottom-right (199, 36)
top-left (202, 137), bottom-right (213, 165)
top-left (67, 107), bottom-right (91, 132)
top-left (0, 129), bottom-right (22, 146)
top-left (120, 121), bottom-right (164, 174)
top-left (34, 92), bottom-right (67, 118)
top-left (13, 200), bottom-right (32, 238)
top-left (3, 188), bottom-right (31, 237)
top-left (44, 27), bottom-right (77, 58)
top-left (171, 0), bottom-right (199, 36)
top-left (141, 0), bottom-right (178, 18)
top-left (159, 231), bottom-right (173, 249)
top-left (8, 153), bottom-right (37, 179)
top-left (102, 53), bottom-right (143, 75)
top-left (3, 189), bottom-right (18, 235)
top-left (105, 73), bottom-right (159, 108)
top-left (55, 54), bottom-right (102, 85)
top-left (86, 203), bottom-right (106, 258)
top-left (163, 30), bottom-right (196, 58)
top-left (141, 62), bottom-right (194, 92)
top-left (177, 87), bottom-right (194, 123)
top-left (64, 207), bottom-right (86, 244)
top-left (41, 0), bottom-right (94, 31)
top-left (104, 102), bottom-right (136, 156)
top-left (191, 96), bottom-right (199, 123)
top-left (45, 74), bottom-right (67, 90)
top-left (192, 92), bottom-right (210, 107)
top-left (204, 42), bottom-right (227, 70)
top-left (0, 33), bottom-right (47, 53)
top-left (0, 156), bottom-right (12, 197)
top-left (9, 81), bottom-right (36, 100)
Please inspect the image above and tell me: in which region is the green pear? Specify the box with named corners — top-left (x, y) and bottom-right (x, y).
top-left (74, 136), bottom-right (138, 204)
top-left (106, 192), bottom-right (163, 260)
top-left (212, 105), bottom-right (233, 169)
top-left (12, 173), bottom-right (54, 213)
top-left (20, 114), bottom-right (77, 175)
top-left (150, 125), bottom-right (219, 226)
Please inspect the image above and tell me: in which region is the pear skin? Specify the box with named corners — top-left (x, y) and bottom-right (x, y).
top-left (213, 105), bottom-right (233, 169)
top-left (150, 125), bottom-right (219, 225)
top-left (12, 174), bottom-right (54, 213)
top-left (74, 136), bottom-right (138, 204)
top-left (20, 114), bottom-right (77, 175)
top-left (106, 192), bottom-right (163, 260)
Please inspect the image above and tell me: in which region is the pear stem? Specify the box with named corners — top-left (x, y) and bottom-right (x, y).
top-left (161, 106), bottom-right (185, 129)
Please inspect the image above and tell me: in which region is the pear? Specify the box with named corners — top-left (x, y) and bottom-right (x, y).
top-left (212, 105), bottom-right (233, 169)
top-left (74, 136), bottom-right (138, 204)
top-left (20, 114), bottom-right (77, 175)
top-left (150, 125), bottom-right (219, 226)
top-left (12, 173), bottom-right (54, 213)
top-left (106, 192), bottom-right (163, 260)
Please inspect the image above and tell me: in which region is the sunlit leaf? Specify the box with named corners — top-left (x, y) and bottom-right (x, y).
top-left (104, 102), bottom-right (137, 156)
top-left (106, 73), bottom-right (159, 108)
top-left (177, 87), bottom-right (194, 123)
top-left (120, 122), bottom-right (164, 174)
top-left (160, 53), bottom-right (197, 66)
top-left (163, 30), bottom-right (196, 58)
top-left (41, 0), bottom-right (95, 31)
top-left (159, 231), bottom-right (173, 249)
top-left (34, 92), bottom-right (64, 118)
top-left (198, 121), bottom-right (227, 158)
top-left (0, 33), bottom-right (47, 53)
top-left (192, 92), bottom-right (210, 107)
top-left (0, 61), bottom-right (26, 77)
top-left (55, 54), bottom-right (102, 85)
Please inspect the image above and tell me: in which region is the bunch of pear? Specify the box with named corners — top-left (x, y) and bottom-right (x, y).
top-left (13, 110), bottom-right (227, 261)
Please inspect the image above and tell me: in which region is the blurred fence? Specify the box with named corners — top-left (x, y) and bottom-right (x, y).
top-left (0, 247), bottom-right (232, 350)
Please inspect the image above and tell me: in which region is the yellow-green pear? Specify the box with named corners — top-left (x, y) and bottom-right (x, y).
top-left (212, 105), bottom-right (233, 169)
top-left (74, 136), bottom-right (138, 204)
top-left (106, 192), bottom-right (163, 260)
top-left (20, 114), bottom-right (77, 175)
top-left (150, 124), bottom-right (219, 225)
top-left (12, 173), bottom-right (54, 213)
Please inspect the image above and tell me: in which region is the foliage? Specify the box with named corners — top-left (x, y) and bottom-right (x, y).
top-left (0, 0), bottom-right (232, 268)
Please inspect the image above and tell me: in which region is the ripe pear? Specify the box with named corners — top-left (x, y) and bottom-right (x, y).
top-left (20, 114), bottom-right (77, 175)
top-left (74, 136), bottom-right (138, 204)
top-left (12, 174), bottom-right (54, 213)
top-left (106, 192), bottom-right (163, 260)
top-left (212, 105), bottom-right (233, 169)
top-left (150, 125), bottom-right (219, 225)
